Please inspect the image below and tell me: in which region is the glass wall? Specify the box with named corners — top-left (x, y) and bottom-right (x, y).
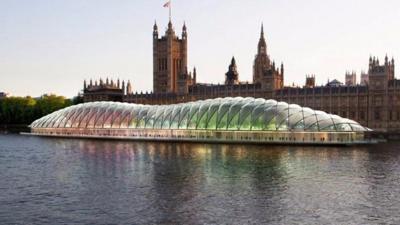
top-left (31, 97), bottom-right (369, 132)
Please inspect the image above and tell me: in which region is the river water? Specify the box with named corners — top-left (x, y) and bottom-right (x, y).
top-left (0, 134), bottom-right (399, 224)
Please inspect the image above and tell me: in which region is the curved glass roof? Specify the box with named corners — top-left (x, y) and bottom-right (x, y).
top-left (30, 97), bottom-right (369, 132)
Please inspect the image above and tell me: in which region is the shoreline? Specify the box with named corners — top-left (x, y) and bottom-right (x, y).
top-left (2, 126), bottom-right (399, 142)
top-left (0, 125), bottom-right (29, 133)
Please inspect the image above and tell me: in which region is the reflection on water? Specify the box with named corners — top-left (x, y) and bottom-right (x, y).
top-left (0, 134), bottom-right (400, 224)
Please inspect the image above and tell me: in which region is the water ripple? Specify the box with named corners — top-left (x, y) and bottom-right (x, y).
top-left (0, 134), bottom-right (400, 224)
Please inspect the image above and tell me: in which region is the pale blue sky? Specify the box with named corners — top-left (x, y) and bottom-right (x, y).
top-left (1, 0), bottom-right (400, 97)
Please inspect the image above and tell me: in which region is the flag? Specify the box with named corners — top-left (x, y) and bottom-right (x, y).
top-left (163, 1), bottom-right (170, 8)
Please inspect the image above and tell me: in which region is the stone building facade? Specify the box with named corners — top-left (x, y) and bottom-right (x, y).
top-left (83, 21), bottom-right (399, 132)
top-left (345, 72), bottom-right (357, 86)
top-left (152, 21), bottom-right (195, 94)
top-left (83, 78), bottom-right (132, 102)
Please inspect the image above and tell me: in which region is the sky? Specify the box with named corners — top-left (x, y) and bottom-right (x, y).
top-left (1, 0), bottom-right (400, 98)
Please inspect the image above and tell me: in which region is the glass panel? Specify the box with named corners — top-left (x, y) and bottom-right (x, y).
top-left (178, 104), bottom-right (191, 129)
top-left (331, 115), bottom-right (343, 130)
top-left (56, 108), bottom-right (71, 128)
top-left (349, 123), bottom-right (366, 131)
top-left (216, 98), bottom-right (234, 130)
top-left (287, 105), bottom-right (303, 130)
top-left (227, 97), bottom-right (250, 130)
top-left (250, 100), bottom-right (276, 130)
top-left (94, 103), bottom-right (112, 128)
top-left (315, 111), bottom-right (332, 131)
top-left (293, 119), bottom-right (305, 130)
top-left (39, 115), bottom-right (52, 128)
top-left (251, 101), bottom-right (277, 130)
top-left (86, 103), bottom-right (106, 128)
top-left (263, 103), bottom-right (279, 130)
top-left (59, 105), bottom-right (79, 128)
top-left (79, 104), bottom-right (99, 128)
top-left (187, 101), bottom-right (202, 129)
top-left (55, 109), bottom-right (72, 128)
top-left (43, 110), bottom-right (61, 128)
top-left (320, 124), bottom-right (336, 131)
top-left (170, 104), bottom-right (183, 129)
top-left (31, 117), bottom-right (40, 127)
top-left (111, 105), bottom-right (126, 128)
top-left (250, 103), bottom-right (267, 131)
top-left (119, 107), bottom-right (134, 129)
top-left (54, 109), bottom-right (71, 128)
top-left (128, 105), bottom-right (143, 128)
top-left (161, 105), bottom-right (176, 129)
top-left (335, 123), bottom-right (352, 131)
top-left (65, 106), bottom-right (82, 128)
top-left (136, 106), bottom-right (150, 128)
top-left (35, 116), bottom-right (45, 128)
top-left (155, 105), bottom-right (169, 129)
top-left (275, 102), bottom-right (289, 130)
top-left (197, 99), bottom-right (213, 129)
top-left (103, 106), bottom-right (118, 129)
top-left (146, 106), bottom-right (160, 129)
top-left (237, 98), bottom-right (258, 130)
top-left (205, 99), bottom-right (221, 129)
top-left (41, 112), bottom-right (56, 128)
top-left (71, 105), bottom-right (90, 128)
top-left (319, 121), bottom-right (335, 131)
top-left (303, 108), bottom-right (318, 131)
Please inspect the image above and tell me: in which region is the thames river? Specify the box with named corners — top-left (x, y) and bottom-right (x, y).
top-left (0, 134), bottom-right (399, 224)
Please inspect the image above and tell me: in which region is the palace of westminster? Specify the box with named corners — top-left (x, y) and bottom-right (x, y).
top-left (83, 21), bottom-right (399, 132)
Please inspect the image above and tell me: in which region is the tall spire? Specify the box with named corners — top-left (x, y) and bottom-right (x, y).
top-left (166, 20), bottom-right (175, 36)
top-left (261, 23), bottom-right (264, 39)
top-left (182, 21), bottom-right (187, 39)
top-left (193, 67), bottom-right (197, 83)
top-left (127, 80), bottom-right (132, 95)
top-left (153, 20), bottom-right (158, 39)
top-left (257, 23), bottom-right (267, 55)
top-left (225, 56), bottom-right (239, 85)
top-left (153, 20), bottom-right (158, 31)
top-left (231, 56), bottom-right (236, 65)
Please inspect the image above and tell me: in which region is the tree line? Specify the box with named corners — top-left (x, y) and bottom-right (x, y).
top-left (0, 94), bottom-right (82, 125)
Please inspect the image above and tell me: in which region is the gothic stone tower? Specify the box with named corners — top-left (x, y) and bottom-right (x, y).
top-left (225, 57), bottom-right (239, 85)
top-left (367, 55), bottom-right (395, 130)
top-left (305, 75), bottom-right (316, 88)
top-left (153, 21), bottom-right (188, 94)
top-left (368, 56), bottom-right (395, 90)
top-left (253, 24), bottom-right (284, 90)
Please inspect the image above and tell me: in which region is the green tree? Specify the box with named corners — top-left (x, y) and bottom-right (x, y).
top-left (0, 97), bottom-right (36, 124)
top-left (34, 94), bottom-right (72, 117)
top-left (0, 94), bottom-right (76, 125)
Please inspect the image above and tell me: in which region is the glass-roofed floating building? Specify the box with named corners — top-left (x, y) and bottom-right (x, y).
top-left (29, 97), bottom-right (373, 145)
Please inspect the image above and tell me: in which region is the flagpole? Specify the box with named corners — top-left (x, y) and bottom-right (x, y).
top-left (169, 0), bottom-right (172, 22)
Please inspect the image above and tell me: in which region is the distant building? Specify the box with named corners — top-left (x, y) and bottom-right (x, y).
top-left (252, 24), bottom-right (284, 90)
top-left (0, 92), bottom-right (8, 99)
top-left (305, 75), bottom-right (316, 88)
top-left (326, 79), bottom-right (343, 87)
top-left (225, 57), bottom-right (240, 85)
top-left (152, 21), bottom-right (195, 94)
top-left (345, 71), bottom-right (357, 86)
top-left (82, 20), bottom-right (399, 132)
top-left (360, 71), bottom-right (369, 86)
top-left (83, 78), bottom-right (131, 102)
